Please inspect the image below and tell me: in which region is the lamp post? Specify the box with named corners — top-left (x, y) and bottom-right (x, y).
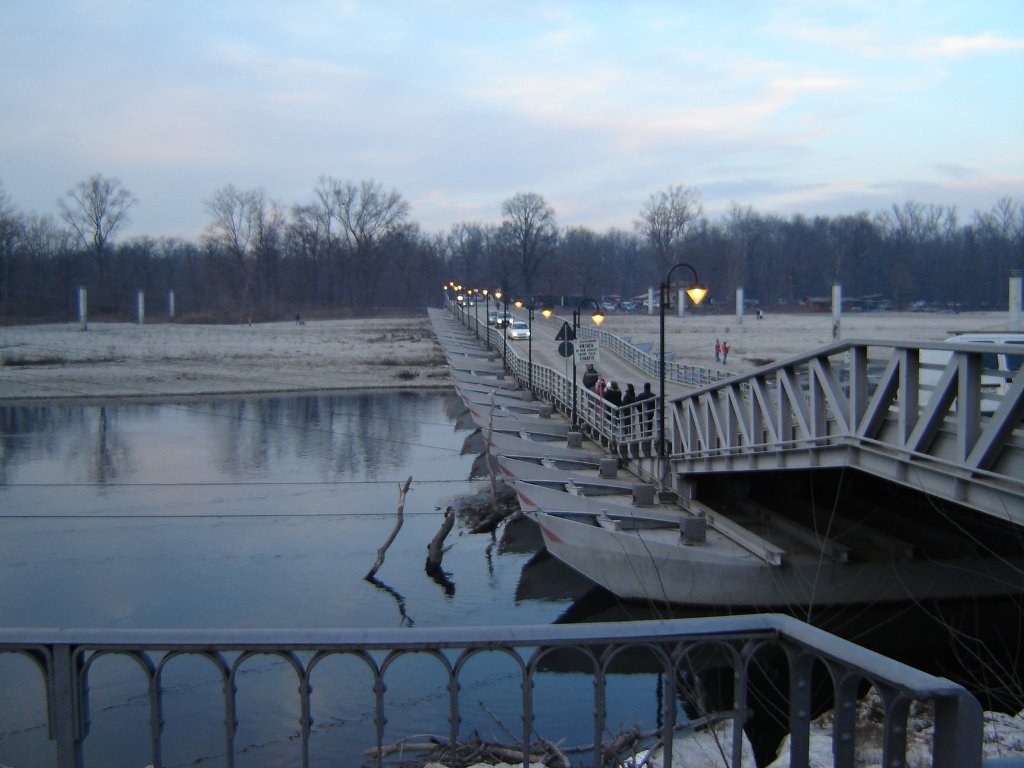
top-left (492, 290), bottom-right (503, 359)
top-left (658, 263), bottom-right (708, 457)
top-left (571, 298), bottom-right (605, 425)
top-left (515, 299), bottom-right (552, 391)
top-left (482, 289), bottom-right (491, 350)
top-left (472, 290), bottom-right (481, 338)
top-left (499, 294), bottom-right (510, 370)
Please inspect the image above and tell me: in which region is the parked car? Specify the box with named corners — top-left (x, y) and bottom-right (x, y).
top-left (919, 333), bottom-right (1024, 413)
top-left (505, 320), bottom-right (531, 340)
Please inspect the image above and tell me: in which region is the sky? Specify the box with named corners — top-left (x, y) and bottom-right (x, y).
top-left (1, 0), bottom-right (1022, 241)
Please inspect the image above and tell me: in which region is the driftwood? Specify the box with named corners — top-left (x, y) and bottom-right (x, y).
top-left (365, 475), bottom-right (412, 579)
top-left (426, 506), bottom-right (456, 571)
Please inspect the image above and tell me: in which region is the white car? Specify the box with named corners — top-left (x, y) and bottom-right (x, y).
top-left (918, 333), bottom-right (1024, 413)
top-left (505, 320), bottom-right (531, 340)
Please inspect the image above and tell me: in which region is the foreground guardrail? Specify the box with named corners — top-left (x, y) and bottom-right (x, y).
top-left (0, 614), bottom-right (983, 767)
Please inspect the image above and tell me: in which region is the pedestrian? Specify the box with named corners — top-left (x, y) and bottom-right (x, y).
top-left (604, 380), bottom-right (622, 407)
top-left (604, 381), bottom-right (623, 437)
top-left (594, 377), bottom-right (606, 398)
top-left (721, 340), bottom-right (730, 364)
top-left (715, 338), bottom-right (721, 362)
top-left (621, 383), bottom-right (637, 436)
top-left (582, 363), bottom-right (599, 390)
top-left (635, 382), bottom-right (655, 438)
top-left (621, 383), bottom-right (636, 407)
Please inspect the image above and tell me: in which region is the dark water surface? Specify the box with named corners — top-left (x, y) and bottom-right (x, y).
top-left (0, 391), bottom-right (609, 766)
top-left (1, 392), bottom-right (1019, 767)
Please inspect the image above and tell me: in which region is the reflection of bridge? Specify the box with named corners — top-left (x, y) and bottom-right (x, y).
top-left (455, 301), bottom-right (1023, 539)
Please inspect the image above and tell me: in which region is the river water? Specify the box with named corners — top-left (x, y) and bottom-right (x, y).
top-left (1, 391), bottom-right (1019, 767)
top-left (0, 391), bottom-right (630, 766)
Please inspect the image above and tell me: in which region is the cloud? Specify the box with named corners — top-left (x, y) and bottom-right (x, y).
top-left (913, 32), bottom-right (1024, 58)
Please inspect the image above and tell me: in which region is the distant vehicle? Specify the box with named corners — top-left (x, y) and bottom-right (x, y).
top-left (487, 311), bottom-right (499, 325)
top-left (919, 333), bottom-right (1024, 413)
top-left (620, 301), bottom-right (637, 312)
top-left (600, 301), bottom-right (617, 313)
top-left (505, 320), bottom-right (531, 340)
top-left (494, 314), bottom-right (511, 329)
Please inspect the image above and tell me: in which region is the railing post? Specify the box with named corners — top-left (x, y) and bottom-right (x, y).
top-left (52, 643), bottom-right (84, 768)
top-left (933, 690), bottom-right (983, 768)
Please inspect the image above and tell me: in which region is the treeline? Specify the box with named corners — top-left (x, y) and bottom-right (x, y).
top-left (0, 175), bottom-right (1021, 323)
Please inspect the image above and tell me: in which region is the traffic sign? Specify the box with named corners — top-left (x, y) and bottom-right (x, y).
top-left (555, 322), bottom-right (576, 341)
top-left (575, 339), bottom-right (598, 363)
top-left (557, 340), bottom-right (574, 357)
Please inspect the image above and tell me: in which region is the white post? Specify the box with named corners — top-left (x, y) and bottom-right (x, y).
top-left (1010, 270), bottom-right (1022, 330)
top-left (648, 286), bottom-right (656, 315)
top-left (677, 288), bottom-right (685, 318)
top-left (168, 289), bottom-right (175, 319)
top-left (832, 283), bottom-right (843, 339)
top-left (78, 287), bottom-right (88, 331)
top-left (736, 287), bottom-right (744, 325)
top-left (137, 290), bottom-right (145, 325)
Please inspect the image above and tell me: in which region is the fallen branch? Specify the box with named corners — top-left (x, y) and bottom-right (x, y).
top-left (426, 506), bottom-right (456, 572)
top-left (365, 475), bottom-right (412, 579)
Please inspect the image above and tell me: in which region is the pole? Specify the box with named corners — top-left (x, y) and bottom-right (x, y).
top-left (502, 302), bottom-right (509, 369)
top-left (572, 309), bottom-right (579, 425)
top-left (484, 294), bottom-right (491, 350)
top-left (832, 283), bottom-right (843, 339)
top-left (527, 306), bottom-right (534, 391)
top-left (658, 262), bottom-right (706, 459)
top-left (78, 287), bottom-right (88, 331)
top-left (1009, 270), bottom-right (1022, 330)
top-left (658, 281), bottom-right (667, 457)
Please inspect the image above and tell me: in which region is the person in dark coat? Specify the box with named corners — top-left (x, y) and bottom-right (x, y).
top-left (635, 382), bottom-right (656, 438)
top-left (581, 363), bottom-right (599, 390)
top-left (604, 381), bottom-right (622, 407)
top-left (621, 383), bottom-right (637, 436)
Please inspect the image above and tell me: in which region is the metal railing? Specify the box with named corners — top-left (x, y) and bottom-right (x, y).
top-left (446, 304), bottom-right (1024, 524)
top-left (0, 614), bottom-right (983, 767)
top-left (669, 339), bottom-right (1024, 527)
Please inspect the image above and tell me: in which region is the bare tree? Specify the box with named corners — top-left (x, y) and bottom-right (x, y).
top-left (203, 184), bottom-right (263, 314)
top-left (635, 184), bottom-right (703, 277)
top-left (501, 192), bottom-right (556, 293)
top-left (0, 180), bottom-right (20, 320)
top-left (58, 173), bottom-right (136, 294)
top-left (332, 179), bottom-right (410, 307)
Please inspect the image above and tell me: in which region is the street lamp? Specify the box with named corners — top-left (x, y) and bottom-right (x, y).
top-left (571, 298), bottom-right (605, 425)
top-left (499, 292), bottom-right (510, 370)
top-left (659, 263), bottom-right (708, 457)
top-left (492, 290), bottom-right (503, 359)
top-left (482, 289), bottom-right (491, 350)
top-left (514, 299), bottom-right (552, 391)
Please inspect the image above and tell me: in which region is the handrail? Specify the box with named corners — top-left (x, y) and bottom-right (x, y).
top-left (669, 337), bottom-right (1024, 526)
top-left (0, 614), bottom-right (983, 767)
top-left (446, 302), bottom-right (1024, 526)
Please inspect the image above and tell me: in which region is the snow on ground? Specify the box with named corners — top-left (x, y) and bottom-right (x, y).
top-left (0, 317), bottom-right (450, 401)
top-left (0, 310), bottom-right (1016, 402)
top-left (595, 308), bottom-right (1019, 369)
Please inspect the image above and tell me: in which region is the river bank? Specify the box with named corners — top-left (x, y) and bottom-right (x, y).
top-left (1, 310), bottom-right (1016, 402)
